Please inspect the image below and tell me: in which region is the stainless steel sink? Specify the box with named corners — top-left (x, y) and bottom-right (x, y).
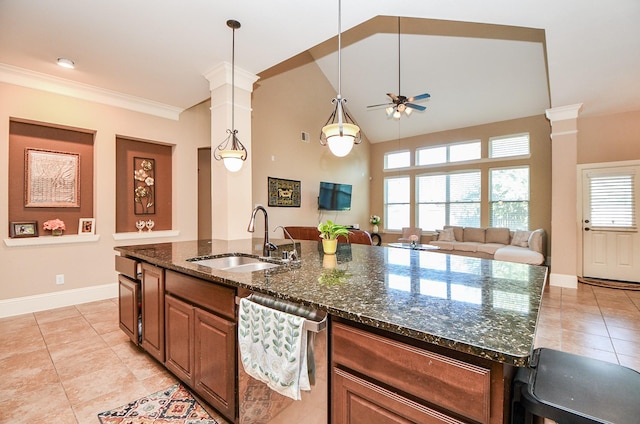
top-left (187, 254), bottom-right (281, 273)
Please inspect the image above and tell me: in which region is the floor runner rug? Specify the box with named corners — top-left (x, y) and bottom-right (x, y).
top-left (97, 383), bottom-right (219, 424)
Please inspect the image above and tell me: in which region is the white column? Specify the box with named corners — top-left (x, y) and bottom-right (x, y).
top-left (545, 103), bottom-right (583, 288)
top-left (204, 63), bottom-right (259, 240)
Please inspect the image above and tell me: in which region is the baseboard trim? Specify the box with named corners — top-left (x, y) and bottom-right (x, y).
top-left (0, 283), bottom-right (118, 318)
top-left (549, 273), bottom-right (578, 288)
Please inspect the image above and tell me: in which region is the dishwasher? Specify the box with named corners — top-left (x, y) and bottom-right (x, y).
top-left (237, 292), bottom-right (328, 424)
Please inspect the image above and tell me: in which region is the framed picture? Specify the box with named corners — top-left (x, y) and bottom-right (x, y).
top-left (134, 157), bottom-right (155, 215)
top-left (268, 177), bottom-right (301, 207)
top-left (78, 218), bottom-right (95, 235)
top-left (9, 221), bottom-right (39, 238)
top-left (25, 148), bottom-right (80, 208)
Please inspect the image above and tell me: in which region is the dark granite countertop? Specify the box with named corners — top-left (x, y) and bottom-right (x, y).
top-left (115, 238), bottom-right (547, 367)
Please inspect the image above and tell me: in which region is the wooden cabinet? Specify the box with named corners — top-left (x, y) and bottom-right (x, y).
top-left (118, 274), bottom-right (140, 343)
top-left (116, 255), bottom-right (140, 345)
top-left (165, 294), bottom-right (195, 384)
top-left (141, 262), bottom-right (165, 362)
top-left (165, 270), bottom-right (236, 423)
top-left (332, 321), bottom-right (510, 424)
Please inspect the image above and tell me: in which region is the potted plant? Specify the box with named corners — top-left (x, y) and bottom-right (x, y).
top-left (43, 219), bottom-right (66, 236)
top-left (317, 220), bottom-right (350, 254)
top-left (369, 214), bottom-right (380, 233)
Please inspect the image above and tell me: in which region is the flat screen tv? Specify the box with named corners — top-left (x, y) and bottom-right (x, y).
top-left (318, 181), bottom-right (352, 211)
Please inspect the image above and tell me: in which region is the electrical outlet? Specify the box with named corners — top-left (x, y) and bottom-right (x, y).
top-left (56, 274), bottom-right (64, 285)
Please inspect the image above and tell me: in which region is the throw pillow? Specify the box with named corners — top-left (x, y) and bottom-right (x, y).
top-left (486, 227), bottom-right (510, 245)
top-left (511, 230), bottom-right (531, 248)
top-left (437, 228), bottom-right (455, 242)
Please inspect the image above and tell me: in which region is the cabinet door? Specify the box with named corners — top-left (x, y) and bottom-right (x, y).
top-left (194, 308), bottom-right (236, 422)
top-left (332, 368), bottom-right (465, 424)
top-left (141, 262), bottom-right (165, 362)
top-left (165, 295), bottom-right (195, 385)
top-left (118, 274), bottom-right (139, 344)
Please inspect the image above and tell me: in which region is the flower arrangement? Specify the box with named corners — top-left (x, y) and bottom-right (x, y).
top-left (43, 219), bottom-right (66, 231)
top-left (369, 215), bottom-right (381, 225)
top-left (409, 234), bottom-right (419, 248)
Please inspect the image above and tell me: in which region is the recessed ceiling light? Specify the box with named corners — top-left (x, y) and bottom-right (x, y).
top-left (57, 58), bottom-right (75, 69)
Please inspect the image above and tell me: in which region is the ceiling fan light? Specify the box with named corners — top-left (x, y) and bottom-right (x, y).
top-left (405, 107), bottom-right (413, 116)
top-left (393, 110), bottom-right (401, 119)
top-left (397, 103), bottom-right (406, 113)
top-left (385, 106), bottom-right (394, 116)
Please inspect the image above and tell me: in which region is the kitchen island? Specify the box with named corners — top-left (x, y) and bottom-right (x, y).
top-left (115, 238), bottom-right (547, 424)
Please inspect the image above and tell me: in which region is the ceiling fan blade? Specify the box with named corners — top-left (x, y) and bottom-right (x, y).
top-left (387, 93), bottom-right (399, 101)
top-left (367, 102), bottom-right (393, 109)
top-left (408, 93), bottom-right (431, 102)
top-left (406, 103), bottom-right (427, 111)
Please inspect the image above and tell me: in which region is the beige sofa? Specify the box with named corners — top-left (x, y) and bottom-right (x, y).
top-left (429, 226), bottom-right (546, 265)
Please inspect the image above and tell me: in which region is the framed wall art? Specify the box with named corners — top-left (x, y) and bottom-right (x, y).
top-left (268, 177), bottom-right (301, 207)
top-left (9, 221), bottom-right (39, 238)
top-left (25, 148), bottom-right (80, 208)
top-left (134, 157), bottom-right (155, 215)
top-left (78, 218), bottom-right (96, 235)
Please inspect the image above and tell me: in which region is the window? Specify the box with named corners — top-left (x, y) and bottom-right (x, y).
top-left (490, 167), bottom-right (529, 230)
top-left (384, 176), bottom-right (410, 230)
top-left (588, 172), bottom-right (636, 229)
top-left (417, 171), bottom-right (481, 231)
top-left (489, 133), bottom-right (529, 158)
top-left (416, 140), bottom-right (480, 166)
top-left (384, 151), bottom-right (410, 169)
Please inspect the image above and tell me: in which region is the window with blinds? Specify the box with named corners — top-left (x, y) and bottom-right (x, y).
top-left (417, 171), bottom-right (481, 230)
top-left (589, 173), bottom-right (636, 229)
top-left (489, 133), bottom-right (530, 158)
top-left (384, 176), bottom-right (410, 230)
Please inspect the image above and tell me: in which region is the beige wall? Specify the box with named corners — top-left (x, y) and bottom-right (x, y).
top-left (251, 53), bottom-right (371, 234)
top-left (369, 114), bottom-right (552, 245)
top-left (578, 110), bottom-right (640, 164)
top-left (0, 82), bottom-right (210, 301)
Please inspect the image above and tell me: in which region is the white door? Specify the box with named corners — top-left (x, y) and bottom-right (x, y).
top-left (582, 166), bottom-right (640, 282)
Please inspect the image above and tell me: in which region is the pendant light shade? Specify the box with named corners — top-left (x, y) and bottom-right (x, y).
top-left (213, 19), bottom-right (247, 172)
top-left (320, 0), bottom-right (361, 157)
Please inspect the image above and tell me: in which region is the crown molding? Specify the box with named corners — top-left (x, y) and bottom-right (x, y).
top-left (0, 63), bottom-right (183, 120)
top-left (545, 103), bottom-right (583, 122)
top-left (204, 62), bottom-right (259, 92)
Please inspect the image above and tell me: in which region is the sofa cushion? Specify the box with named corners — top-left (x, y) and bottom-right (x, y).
top-left (486, 227), bottom-right (510, 245)
top-left (437, 228), bottom-right (455, 242)
top-left (463, 227), bottom-right (485, 243)
top-left (494, 245), bottom-right (544, 265)
top-left (444, 225), bottom-right (464, 242)
top-left (528, 229), bottom-right (544, 254)
top-left (430, 240), bottom-right (455, 250)
top-left (511, 230), bottom-right (531, 248)
top-left (477, 243), bottom-right (506, 255)
top-left (453, 242), bottom-right (482, 252)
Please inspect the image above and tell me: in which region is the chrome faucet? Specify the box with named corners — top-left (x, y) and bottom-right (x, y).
top-left (274, 225), bottom-right (298, 262)
top-left (247, 205), bottom-right (277, 257)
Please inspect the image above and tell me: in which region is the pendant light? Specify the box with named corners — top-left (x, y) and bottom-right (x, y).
top-left (213, 19), bottom-right (247, 172)
top-left (319, 0), bottom-right (362, 157)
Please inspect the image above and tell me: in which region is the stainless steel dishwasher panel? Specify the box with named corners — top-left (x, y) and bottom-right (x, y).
top-left (237, 294), bottom-right (328, 424)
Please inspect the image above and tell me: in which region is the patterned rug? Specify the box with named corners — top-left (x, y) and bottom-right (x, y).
top-left (97, 383), bottom-right (219, 424)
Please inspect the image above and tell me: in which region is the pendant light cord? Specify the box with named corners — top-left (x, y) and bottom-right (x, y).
top-left (231, 23), bottom-right (236, 132)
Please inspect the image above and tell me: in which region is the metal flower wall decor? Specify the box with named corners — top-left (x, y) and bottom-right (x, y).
top-left (134, 157), bottom-right (155, 214)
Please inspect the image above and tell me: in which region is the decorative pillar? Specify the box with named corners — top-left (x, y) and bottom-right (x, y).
top-left (545, 103), bottom-right (583, 288)
top-left (204, 63), bottom-right (259, 240)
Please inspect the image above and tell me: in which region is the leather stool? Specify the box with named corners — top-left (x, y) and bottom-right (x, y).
top-left (512, 348), bottom-right (640, 424)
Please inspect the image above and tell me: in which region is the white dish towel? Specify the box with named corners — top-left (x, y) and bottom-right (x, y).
top-left (238, 297), bottom-right (310, 400)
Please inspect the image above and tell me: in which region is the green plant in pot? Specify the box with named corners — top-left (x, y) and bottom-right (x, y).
top-left (317, 220), bottom-right (350, 255)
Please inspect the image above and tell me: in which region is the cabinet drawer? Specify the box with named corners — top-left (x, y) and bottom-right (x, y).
top-left (332, 322), bottom-right (491, 424)
top-left (333, 367), bottom-right (466, 424)
top-left (165, 270), bottom-right (235, 320)
top-left (115, 255), bottom-right (139, 280)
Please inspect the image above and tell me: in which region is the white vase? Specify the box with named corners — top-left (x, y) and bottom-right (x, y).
top-left (372, 225), bottom-right (379, 233)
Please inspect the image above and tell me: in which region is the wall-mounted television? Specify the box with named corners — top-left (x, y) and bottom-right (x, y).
top-left (318, 181), bottom-right (352, 211)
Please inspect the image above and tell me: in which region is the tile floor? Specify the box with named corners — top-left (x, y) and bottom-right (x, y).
top-left (1, 283), bottom-right (639, 423)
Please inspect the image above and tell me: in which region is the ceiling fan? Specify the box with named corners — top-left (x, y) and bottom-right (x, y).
top-left (367, 17), bottom-right (430, 119)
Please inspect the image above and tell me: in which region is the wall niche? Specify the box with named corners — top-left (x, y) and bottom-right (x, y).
top-left (8, 119), bottom-right (95, 236)
top-left (115, 136), bottom-right (173, 233)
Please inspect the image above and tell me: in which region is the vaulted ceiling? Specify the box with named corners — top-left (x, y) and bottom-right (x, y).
top-left (1, 0), bottom-right (639, 143)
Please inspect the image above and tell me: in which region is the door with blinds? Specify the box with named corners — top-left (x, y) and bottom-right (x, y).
top-left (582, 166), bottom-right (640, 282)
